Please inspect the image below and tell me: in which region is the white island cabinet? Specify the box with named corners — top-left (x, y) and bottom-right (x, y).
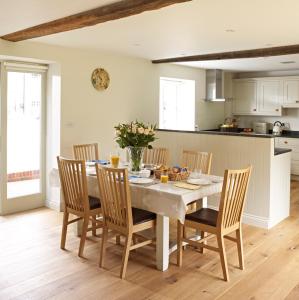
top-left (276, 137), bottom-right (299, 175)
top-left (156, 130), bottom-right (291, 229)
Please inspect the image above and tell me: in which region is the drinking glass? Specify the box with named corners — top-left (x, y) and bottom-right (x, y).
top-left (110, 151), bottom-right (120, 168)
top-left (191, 169), bottom-right (202, 179)
top-left (160, 170), bottom-right (169, 183)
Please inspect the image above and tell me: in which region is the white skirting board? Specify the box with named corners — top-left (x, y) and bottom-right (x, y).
top-left (208, 205), bottom-right (271, 229)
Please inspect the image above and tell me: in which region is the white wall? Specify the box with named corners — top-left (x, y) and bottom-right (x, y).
top-left (0, 40), bottom-right (225, 159)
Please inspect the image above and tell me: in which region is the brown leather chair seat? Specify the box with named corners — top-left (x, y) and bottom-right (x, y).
top-left (185, 208), bottom-right (218, 227)
top-left (89, 196), bottom-right (101, 210)
top-left (132, 207), bottom-right (156, 225)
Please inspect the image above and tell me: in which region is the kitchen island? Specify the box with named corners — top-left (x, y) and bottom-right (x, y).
top-left (155, 129), bottom-right (291, 229)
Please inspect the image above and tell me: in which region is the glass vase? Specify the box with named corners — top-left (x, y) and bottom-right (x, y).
top-left (127, 146), bottom-right (145, 173)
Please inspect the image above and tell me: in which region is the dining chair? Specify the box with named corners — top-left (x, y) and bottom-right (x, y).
top-left (96, 165), bottom-right (156, 279)
top-left (177, 166), bottom-right (252, 281)
top-left (143, 147), bottom-right (170, 166)
top-left (57, 156), bottom-right (103, 257)
top-left (73, 143), bottom-right (99, 161)
top-left (182, 150), bottom-right (213, 211)
top-left (181, 150), bottom-right (212, 173)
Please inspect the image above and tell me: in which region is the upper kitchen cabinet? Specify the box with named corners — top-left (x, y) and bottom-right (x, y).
top-left (232, 78), bottom-right (283, 116)
top-left (257, 79), bottom-right (283, 115)
top-left (283, 78), bottom-right (299, 108)
top-left (233, 79), bottom-right (257, 115)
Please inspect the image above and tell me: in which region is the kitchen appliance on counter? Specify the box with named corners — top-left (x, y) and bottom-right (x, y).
top-left (273, 121), bottom-right (285, 136)
top-left (219, 117), bottom-right (238, 132)
top-left (253, 122), bottom-right (271, 134)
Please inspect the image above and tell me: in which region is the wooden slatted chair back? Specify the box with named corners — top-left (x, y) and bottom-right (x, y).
top-left (217, 166), bottom-right (252, 230)
top-left (181, 150), bottom-right (212, 173)
top-left (143, 147), bottom-right (169, 166)
top-left (96, 166), bottom-right (132, 232)
top-left (73, 143), bottom-right (99, 161)
top-left (57, 157), bottom-right (89, 213)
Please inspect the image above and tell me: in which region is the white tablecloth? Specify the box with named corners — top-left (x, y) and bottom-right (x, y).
top-left (50, 169), bottom-right (223, 224)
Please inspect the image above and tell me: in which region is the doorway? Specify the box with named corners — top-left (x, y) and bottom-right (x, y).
top-left (0, 62), bottom-right (47, 214)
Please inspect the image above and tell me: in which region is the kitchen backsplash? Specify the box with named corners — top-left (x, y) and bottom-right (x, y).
top-left (224, 101), bottom-right (299, 131)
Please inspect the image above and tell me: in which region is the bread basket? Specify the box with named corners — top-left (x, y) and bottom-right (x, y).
top-left (154, 169), bottom-right (190, 181)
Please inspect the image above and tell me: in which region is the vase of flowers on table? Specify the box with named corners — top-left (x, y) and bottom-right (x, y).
top-left (115, 121), bottom-right (157, 172)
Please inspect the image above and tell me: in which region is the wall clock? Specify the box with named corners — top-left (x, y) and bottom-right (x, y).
top-left (91, 68), bottom-right (110, 91)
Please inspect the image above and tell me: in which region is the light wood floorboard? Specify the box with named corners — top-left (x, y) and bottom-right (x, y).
top-left (0, 181), bottom-right (299, 299)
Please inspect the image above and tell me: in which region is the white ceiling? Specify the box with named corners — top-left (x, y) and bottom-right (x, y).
top-left (2, 0), bottom-right (299, 71)
top-left (178, 54), bottom-right (299, 72)
top-left (0, 0), bottom-right (117, 35)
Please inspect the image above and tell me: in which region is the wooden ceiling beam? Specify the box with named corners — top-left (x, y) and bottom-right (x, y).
top-left (152, 44), bottom-right (299, 64)
top-left (0, 0), bottom-right (191, 42)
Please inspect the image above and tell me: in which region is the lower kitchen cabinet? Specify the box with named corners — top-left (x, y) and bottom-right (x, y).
top-left (276, 137), bottom-right (299, 175)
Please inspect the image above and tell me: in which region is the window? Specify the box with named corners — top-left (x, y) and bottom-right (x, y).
top-left (159, 77), bottom-right (195, 131)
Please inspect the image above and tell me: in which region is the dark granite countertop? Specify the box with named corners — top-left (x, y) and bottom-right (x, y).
top-left (157, 128), bottom-right (274, 138)
top-left (274, 148), bottom-right (292, 156)
top-left (277, 131), bottom-right (299, 139)
top-left (157, 129), bottom-right (299, 139)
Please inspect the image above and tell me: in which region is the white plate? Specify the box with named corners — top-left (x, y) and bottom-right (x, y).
top-left (187, 178), bottom-right (212, 185)
top-left (129, 178), bottom-right (154, 184)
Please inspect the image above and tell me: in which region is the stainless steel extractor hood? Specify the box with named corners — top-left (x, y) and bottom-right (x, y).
top-left (205, 69), bottom-right (225, 102)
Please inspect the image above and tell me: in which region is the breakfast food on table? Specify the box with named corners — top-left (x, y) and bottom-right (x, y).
top-left (154, 165), bottom-right (190, 181)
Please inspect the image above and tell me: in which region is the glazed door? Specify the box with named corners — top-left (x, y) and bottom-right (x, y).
top-left (0, 63), bottom-right (47, 214)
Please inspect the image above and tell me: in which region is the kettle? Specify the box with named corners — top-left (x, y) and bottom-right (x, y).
top-left (272, 121), bottom-right (284, 136)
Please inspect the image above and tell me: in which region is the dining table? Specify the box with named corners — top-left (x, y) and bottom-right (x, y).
top-left (50, 165), bottom-right (223, 271)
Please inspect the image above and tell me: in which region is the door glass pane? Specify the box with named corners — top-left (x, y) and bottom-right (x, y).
top-left (7, 71), bottom-right (42, 198)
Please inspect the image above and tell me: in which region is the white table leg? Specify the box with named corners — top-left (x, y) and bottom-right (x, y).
top-left (196, 196), bottom-right (207, 210)
top-left (156, 215), bottom-right (169, 271)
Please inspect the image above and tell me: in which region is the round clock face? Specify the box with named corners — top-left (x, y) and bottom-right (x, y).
top-left (91, 68), bottom-right (110, 90)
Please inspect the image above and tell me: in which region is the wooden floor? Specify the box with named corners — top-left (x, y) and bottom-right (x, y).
top-left (1, 181), bottom-right (299, 300)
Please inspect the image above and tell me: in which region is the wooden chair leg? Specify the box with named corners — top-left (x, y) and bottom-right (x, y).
top-left (92, 216), bottom-right (97, 236)
top-left (236, 228), bottom-right (244, 270)
top-left (60, 211), bottom-right (69, 249)
top-left (217, 234), bottom-right (229, 281)
top-left (116, 234), bottom-right (121, 245)
top-left (199, 231), bottom-right (205, 254)
top-left (177, 220), bottom-right (183, 267)
top-left (182, 226), bottom-right (187, 250)
top-left (99, 227), bottom-right (108, 268)
top-left (132, 234), bottom-right (138, 252)
top-left (78, 217), bottom-right (89, 257)
top-left (120, 234), bottom-right (132, 279)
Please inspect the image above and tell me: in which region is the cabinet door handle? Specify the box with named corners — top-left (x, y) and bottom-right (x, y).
top-left (275, 109), bottom-right (279, 112)
top-left (253, 108), bottom-right (257, 111)
top-left (284, 141), bottom-right (288, 144)
top-left (296, 101), bottom-right (299, 103)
